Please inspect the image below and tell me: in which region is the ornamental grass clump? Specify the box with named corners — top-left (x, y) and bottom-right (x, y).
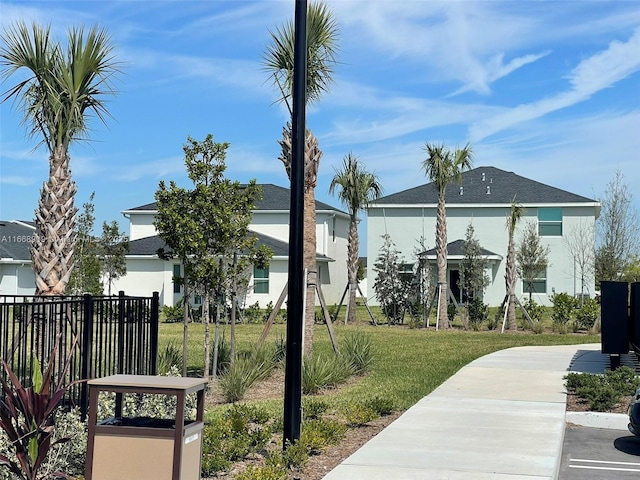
top-left (302, 353), bottom-right (353, 394)
top-left (341, 330), bottom-right (373, 375)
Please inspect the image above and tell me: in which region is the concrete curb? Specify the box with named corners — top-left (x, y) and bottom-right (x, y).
top-left (565, 411), bottom-right (629, 431)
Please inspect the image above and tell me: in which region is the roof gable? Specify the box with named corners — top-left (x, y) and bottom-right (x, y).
top-left (421, 239), bottom-right (500, 258)
top-left (374, 166), bottom-right (596, 205)
top-left (127, 184), bottom-right (344, 213)
top-left (127, 230), bottom-right (332, 261)
top-left (0, 221), bottom-right (36, 261)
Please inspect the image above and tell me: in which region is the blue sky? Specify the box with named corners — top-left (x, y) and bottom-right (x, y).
top-left (1, 1), bottom-right (640, 253)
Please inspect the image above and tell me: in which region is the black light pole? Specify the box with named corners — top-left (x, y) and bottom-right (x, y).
top-left (283, 0), bottom-right (307, 448)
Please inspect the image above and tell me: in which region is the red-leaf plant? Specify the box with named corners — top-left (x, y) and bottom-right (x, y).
top-left (0, 335), bottom-right (81, 480)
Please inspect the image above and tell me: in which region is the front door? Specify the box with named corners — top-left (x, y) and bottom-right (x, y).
top-left (449, 269), bottom-right (461, 304)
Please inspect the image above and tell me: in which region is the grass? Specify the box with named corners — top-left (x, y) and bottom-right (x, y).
top-left (159, 314), bottom-right (600, 416)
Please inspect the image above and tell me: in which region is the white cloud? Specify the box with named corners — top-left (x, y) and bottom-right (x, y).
top-left (469, 28), bottom-right (640, 141)
top-left (0, 176), bottom-right (35, 186)
top-left (113, 156), bottom-right (185, 182)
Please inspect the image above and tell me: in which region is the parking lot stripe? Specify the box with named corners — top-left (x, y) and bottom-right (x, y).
top-left (569, 465), bottom-right (640, 473)
top-left (571, 458), bottom-right (640, 467)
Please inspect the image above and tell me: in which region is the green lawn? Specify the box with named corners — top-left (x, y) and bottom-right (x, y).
top-left (159, 319), bottom-right (600, 416)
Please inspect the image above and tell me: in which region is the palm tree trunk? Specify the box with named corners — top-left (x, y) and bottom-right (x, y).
top-left (506, 233), bottom-right (517, 330)
top-left (31, 147), bottom-right (78, 295)
top-left (280, 124), bottom-right (322, 355)
top-left (346, 215), bottom-right (358, 324)
top-left (303, 186), bottom-right (317, 356)
top-left (436, 193), bottom-right (449, 329)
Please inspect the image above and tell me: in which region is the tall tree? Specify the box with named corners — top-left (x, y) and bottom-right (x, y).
top-left (155, 134), bottom-right (271, 378)
top-left (98, 221), bottom-right (128, 296)
top-left (504, 200), bottom-right (525, 329)
top-left (372, 234), bottom-right (407, 325)
top-left (595, 170), bottom-right (640, 283)
top-left (329, 153), bottom-right (382, 324)
top-left (421, 142), bottom-right (473, 329)
top-left (459, 223), bottom-right (489, 302)
top-left (263, 1), bottom-right (339, 355)
top-left (68, 192), bottom-right (103, 295)
top-left (564, 219), bottom-right (595, 304)
top-left (0, 22), bottom-right (120, 295)
top-left (516, 221), bottom-right (550, 301)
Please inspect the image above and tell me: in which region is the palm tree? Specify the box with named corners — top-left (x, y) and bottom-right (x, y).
top-left (421, 143), bottom-right (473, 329)
top-left (329, 153), bottom-right (383, 324)
top-left (1, 22), bottom-right (119, 295)
top-left (505, 199), bottom-right (525, 330)
top-left (264, 2), bottom-right (339, 355)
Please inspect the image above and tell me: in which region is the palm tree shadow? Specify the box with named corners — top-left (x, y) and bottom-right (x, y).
top-left (614, 435), bottom-right (640, 456)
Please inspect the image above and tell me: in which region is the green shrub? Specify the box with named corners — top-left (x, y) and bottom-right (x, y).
top-left (302, 353), bottom-right (353, 394)
top-left (575, 297), bottom-right (600, 330)
top-left (551, 292), bottom-right (576, 325)
top-left (365, 396), bottom-right (395, 416)
top-left (157, 342), bottom-right (183, 375)
top-left (447, 302), bottom-right (457, 323)
top-left (236, 465), bottom-right (288, 480)
top-left (201, 421), bottom-right (233, 475)
top-left (604, 366), bottom-right (640, 395)
top-left (468, 297), bottom-right (488, 326)
top-left (242, 302), bottom-right (264, 324)
top-left (278, 441), bottom-right (309, 469)
top-left (302, 418), bottom-right (346, 449)
top-left (341, 330), bottom-right (373, 375)
top-left (340, 401), bottom-right (379, 426)
top-left (565, 367), bottom-right (640, 412)
top-left (303, 398), bottom-right (329, 420)
top-left (161, 304), bottom-right (183, 323)
top-left (522, 299), bottom-right (544, 324)
top-left (201, 405), bottom-right (275, 476)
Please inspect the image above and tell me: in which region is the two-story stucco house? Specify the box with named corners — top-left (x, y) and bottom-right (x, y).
top-left (113, 184), bottom-right (350, 308)
top-left (0, 220), bottom-right (37, 295)
top-left (366, 166), bottom-right (600, 307)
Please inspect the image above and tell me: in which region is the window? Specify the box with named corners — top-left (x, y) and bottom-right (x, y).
top-left (173, 264), bottom-right (181, 294)
top-left (538, 208), bottom-right (562, 236)
top-left (522, 269), bottom-right (546, 294)
top-left (254, 266), bottom-right (269, 294)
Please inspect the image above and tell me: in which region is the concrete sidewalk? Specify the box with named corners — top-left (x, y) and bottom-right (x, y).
top-left (323, 343), bottom-right (616, 480)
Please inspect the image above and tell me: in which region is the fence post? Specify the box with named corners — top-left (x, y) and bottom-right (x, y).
top-left (631, 283), bottom-right (640, 353)
top-left (150, 292), bottom-right (159, 375)
top-left (80, 293), bottom-right (94, 419)
top-left (117, 291), bottom-right (126, 375)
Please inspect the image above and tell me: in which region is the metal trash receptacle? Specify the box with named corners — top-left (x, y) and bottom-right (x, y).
top-left (84, 374), bottom-right (207, 480)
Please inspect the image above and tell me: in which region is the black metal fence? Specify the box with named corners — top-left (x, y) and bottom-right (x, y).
top-left (0, 291), bottom-right (159, 417)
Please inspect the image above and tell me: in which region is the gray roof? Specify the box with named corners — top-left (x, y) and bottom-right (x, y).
top-left (421, 239), bottom-right (500, 258)
top-left (374, 166), bottom-right (596, 205)
top-left (128, 230), bottom-right (333, 262)
top-left (128, 184), bottom-right (344, 213)
top-left (0, 221), bottom-right (36, 261)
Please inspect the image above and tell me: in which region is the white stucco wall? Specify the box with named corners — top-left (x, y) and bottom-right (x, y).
top-left (118, 207), bottom-right (350, 308)
top-left (0, 263), bottom-right (36, 295)
top-left (110, 257), bottom-right (169, 304)
top-left (367, 203), bottom-right (598, 307)
top-left (125, 212), bottom-right (157, 241)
